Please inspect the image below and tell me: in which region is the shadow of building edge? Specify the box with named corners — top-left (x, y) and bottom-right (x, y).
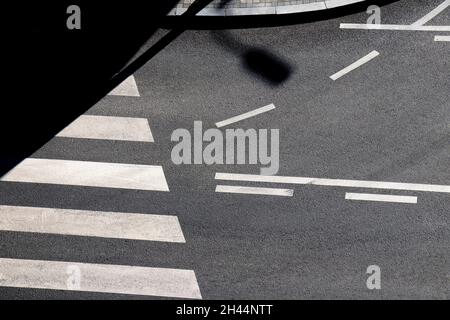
top-left (1, 0), bottom-right (398, 177)
top-left (0, 0), bottom-right (207, 177)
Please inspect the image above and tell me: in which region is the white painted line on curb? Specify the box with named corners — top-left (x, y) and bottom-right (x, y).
top-left (412, 0), bottom-right (450, 26)
top-left (1, 159), bottom-right (170, 191)
top-left (215, 173), bottom-right (450, 193)
top-left (0, 258), bottom-right (202, 299)
top-left (276, 2), bottom-right (326, 14)
top-left (330, 51), bottom-right (379, 80)
top-left (215, 104), bottom-right (276, 128)
top-left (340, 24), bottom-right (450, 32)
top-left (0, 206), bottom-right (185, 242)
top-left (345, 193), bottom-right (417, 204)
top-left (325, 0), bottom-right (364, 9)
top-left (108, 75), bottom-right (140, 97)
top-left (215, 185), bottom-right (293, 197)
top-left (434, 35), bottom-right (450, 41)
top-left (57, 115), bottom-right (154, 142)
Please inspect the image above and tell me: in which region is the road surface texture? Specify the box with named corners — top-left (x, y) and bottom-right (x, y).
top-left (0, 0), bottom-right (449, 299)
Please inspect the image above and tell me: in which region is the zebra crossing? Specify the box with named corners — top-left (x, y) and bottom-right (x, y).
top-left (0, 76), bottom-right (202, 299)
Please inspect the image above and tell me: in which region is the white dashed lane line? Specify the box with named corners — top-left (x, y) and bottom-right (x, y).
top-left (215, 185), bottom-right (294, 197)
top-left (434, 35), bottom-right (450, 41)
top-left (330, 51), bottom-right (379, 81)
top-left (345, 193), bottom-right (418, 204)
top-left (215, 104), bottom-right (276, 128)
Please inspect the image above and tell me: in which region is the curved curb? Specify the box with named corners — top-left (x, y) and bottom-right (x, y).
top-left (169, 0), bottom-right (367, 17)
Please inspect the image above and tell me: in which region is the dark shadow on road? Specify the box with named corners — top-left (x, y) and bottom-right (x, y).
top-left (243, 49), bottom-right (292, 84)
top-left (1, 0), bottom-right (212, 177)
top-left (211, 30), bottom-right (293, 85)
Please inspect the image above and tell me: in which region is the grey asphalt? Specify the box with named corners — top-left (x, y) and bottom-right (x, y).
top-left (0, 0), bottom-right (449, 299)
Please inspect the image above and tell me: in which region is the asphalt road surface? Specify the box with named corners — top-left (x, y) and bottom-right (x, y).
top-left (0, 0), bottom-right (449, 299)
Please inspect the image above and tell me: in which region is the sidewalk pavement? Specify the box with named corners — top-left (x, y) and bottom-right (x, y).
top-left (169, 0), bottom-right (367, 16)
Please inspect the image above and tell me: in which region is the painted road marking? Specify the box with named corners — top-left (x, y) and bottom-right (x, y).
top-left (0, 206), bottom-right (184, 242)
top-left (340, 24), bottom-right (450, 32)
top-left (435, 35), bottom-right (450, 41)
top-left (108, 75), bottom-right (140, 97)
top-left (216, 185), bottom-right (293, 197)
top-left (215, 104), bottom-right (276, 128)
top-left (345, 193), bottom-right (418, 204)
top-left (0, 258), bottom-right (202, 299)
top-left (330, 51), bottom-right (379, 80)
top-left (57, 115), bottom-right (154, 142)
top-left (325, 0), bottom-right (365, 9)
top-left (412, 0), bottom-right (450, 26)
top-left (1, 159), bottom-right (169, 191)
top-left (215, 173), bottom-right (450, 193)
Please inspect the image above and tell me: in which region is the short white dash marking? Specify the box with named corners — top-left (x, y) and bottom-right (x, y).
top-left (215, 104), bottom-right (276, 128)
top-left (0, 258), bottom-right (202, 299)
top-left (345, 193), bottom-right (417, 204)
top-left (215, 185), bottom-right (293, 197)
top-left (0, 206), bottom-right (185, 242)
top-left (412, 0), bottom-right (450, 26)
top-left (215, 173), bottom-right (450, 194)
top-left (57, 115), bottom-right (154, 142)
top-left (1, 159), bottom-right (169, 191)
top-left (434, 35), bottom-right (450, 41)
top-left (339, 24), bottom-right (450, 32)
top-left (108, 75), bottom-right (140, 97)
top-left (330, 51), bottom-right (379, 80)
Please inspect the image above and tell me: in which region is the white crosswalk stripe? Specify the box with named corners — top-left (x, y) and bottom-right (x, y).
top-left (0, 206), bottom-right (185, 242)
top-left (0, 74), bottom-right (202, 299)
top-left (108, 75), bottom-right (140, 97)
top-left (57, 115), bottom-right (154, 142)
top-left (1, 158), bottom-right (170, 191)
top-left (0, 258), bottom-right (202, 299)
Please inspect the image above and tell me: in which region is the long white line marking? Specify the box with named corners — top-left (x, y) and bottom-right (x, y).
top-left (108, 75), bottom-right (140, 97)
top-left (330, 51), bottom-right (379, 80)
top-left (215, 185), bottom-right (293, 197)
top-left (0, 206), bottom-right (184, 242)
top-left (1, 159), bottom-right (170, 191)
top-left (57, 115), bottom-right (154, 142)
top-left (215, 173), bottom-right (450, 193)
top-left (412, 0), bottom-right (450, 26)
top-left (340, 24), bottom-right (450, 32)
top-left (0, 258), bottom-right (202, 299)
top-left (435, 35), bottom-right (450, 41)
top-left (215, 104), bottom-right (276, 128)
top-left (345, 193), bottom-right (417, 204)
